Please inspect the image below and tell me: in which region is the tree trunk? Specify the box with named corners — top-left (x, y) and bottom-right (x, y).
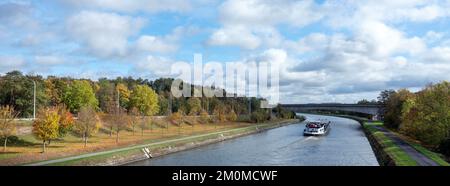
top-left (141, 128), bottom-right (144, 137)
top-left (83, 133), bottom-right (87, 147)
top-left (116, 131), bottom-right (119, 143)
top-left (42, 140), bottom-right (46, 153)
top-left (3, 137), bottom-right (7, 152)
top-left (110, 126), bottom-right (113, 137)
top-left (133, 126), bottom-right (135, 136)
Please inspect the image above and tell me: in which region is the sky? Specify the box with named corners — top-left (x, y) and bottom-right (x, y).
top-left (1, 0), bottom-right (450, 104)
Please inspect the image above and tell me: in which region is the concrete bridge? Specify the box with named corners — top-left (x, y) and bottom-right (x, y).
top-left (280, 103), bottom-right (384, 120)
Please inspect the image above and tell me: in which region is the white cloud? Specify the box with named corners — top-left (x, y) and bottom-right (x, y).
top-left (34, 55), bottom-right (65, 65)
top-left (62, 0), bottom-right (192, 13)
top-left (218, 0), bottom-right (323, 27)
top-left (134, 26), bottom-right (193, 54)
top-left (133, 55), bottom-right (179, 78)
top-left (208, 25), bottom-right (262, 49)
top-left (0, 55), bottom-right (26, 73)
top-left (66, 11), bottom-right (145, 58)
top-left (136, 35), bottom-right (178, 53)
top-left (208, 0), bottom-right (322, 49)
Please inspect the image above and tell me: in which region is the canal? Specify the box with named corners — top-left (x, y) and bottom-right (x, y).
top-left (127, 113), bottom-right (379, 166)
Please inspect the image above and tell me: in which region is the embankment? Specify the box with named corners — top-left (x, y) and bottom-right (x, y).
top-left (36, 119), bottom-right (301, 166)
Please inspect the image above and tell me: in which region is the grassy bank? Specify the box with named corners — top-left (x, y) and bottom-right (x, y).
top-left (364, 121), bottom-right (448, 166)
top-left (23, 119), bottom-right (300, 166)
top-left (318, 114), bottom-right (448, 166)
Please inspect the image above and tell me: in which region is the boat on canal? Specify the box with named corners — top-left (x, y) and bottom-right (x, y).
top-left (303, 120), bottom-right (331, 136)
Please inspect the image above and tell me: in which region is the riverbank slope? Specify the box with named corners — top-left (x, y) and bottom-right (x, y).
top-left (25, 119), bottom-right (301, 166)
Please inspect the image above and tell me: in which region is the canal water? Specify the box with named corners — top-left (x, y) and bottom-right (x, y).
top-left (127, 114), bottom-right (379, 166)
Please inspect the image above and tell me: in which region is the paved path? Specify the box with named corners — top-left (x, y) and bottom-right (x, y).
top-left (25, 124), bottom-right (265, 166)
top-left (374, 126), bottom-right (438, 166)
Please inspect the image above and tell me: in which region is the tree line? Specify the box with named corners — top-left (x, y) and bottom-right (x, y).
top-left (0, 71), bottom-right (296, 152)
top-left (379, 81), bottom-right (450, 156)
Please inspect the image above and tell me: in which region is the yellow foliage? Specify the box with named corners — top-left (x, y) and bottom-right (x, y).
top-left (33, 108), bottom-right (60, 141)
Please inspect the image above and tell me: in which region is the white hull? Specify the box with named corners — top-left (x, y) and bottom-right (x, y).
top-left (303, 121), bottom-right (330, 136)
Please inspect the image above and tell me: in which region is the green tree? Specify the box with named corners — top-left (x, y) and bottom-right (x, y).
top-left (187, 97), bottom-right (202, 116)
top-left (384, 89), bottom-right (414, 129)
top-left (129, 85), bottom-right (159, 116)
top-left (32, 107), bottom-right (60, 152)
top-left (0, 71), bottom-right (48, 117)
top-left (63, 80), bottom-right (99, 113)
top-left (400, 82), bottom-right (450, 146)
top-left (158, 95), bottom-right (169, 115)
top-left (116, 83), bottom-right (131, 109)
top-left (97, 79), bottom-right (115, 113)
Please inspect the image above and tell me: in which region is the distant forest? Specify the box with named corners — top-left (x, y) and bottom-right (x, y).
top-left (0, 70), bottom-right (295, 122)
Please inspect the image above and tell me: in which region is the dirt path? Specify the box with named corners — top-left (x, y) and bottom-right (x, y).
top-left (374, 126), bottom-right (438, 166)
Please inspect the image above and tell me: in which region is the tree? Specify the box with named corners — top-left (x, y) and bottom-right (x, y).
top-left (400, 82), bottom-right (450, 146)
top-left (0, 71), bottom-right (48, 117)
top-left (74, 106), bottom-right (101, 147)
top-left (63, 80), bottom-right (99, 113)
top-left (129, 85), bottom-right (159, 116)
top-left (378, 89), bottom-right (396, 104)
top-left (32, 107), bottom-right (60, 152)
top-left (56, 105), bottom-right (74, 137)
top-left (44, 77), bottom-right (68, 106)
top-left (106, 106), bottom-right (129, 143)
top-left (169, 112), bottom-right (183, 126)
top-left (384, 89), bottom-right (414, 129)
top-left (116, 83), bottom-right (131, 109)
top-left (139, 116), bottom-right (149, 137)
top-left (187, 97), bottom-right (201, 116)
top-left (129, 107), bottom-right (140, 136)
top-left (199, 110), bottom-right (210, 124)
top-left (97, 79), bottom-right (115, 113)
top-left (213, 104), bottom-right (226, 122)
top-left (0, 106), bottom-right (18, 152)
top-left (227, 109), bottom-right (238, 122)
top-left (158, 95), bottom-right (169, 115)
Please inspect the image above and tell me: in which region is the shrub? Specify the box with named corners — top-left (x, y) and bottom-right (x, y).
top-left (199, 110), bottom-right (210, 124)
top-left (227, 110), bottom-right (237, 121)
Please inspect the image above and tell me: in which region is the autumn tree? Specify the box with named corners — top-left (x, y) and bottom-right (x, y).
top-left (33, 107), bottom-right (60, 152)
top-left (56, 105), bottom-right (74, 137)
top-left (0, 106), bottom-right (18, 152)
top-left (74, 106), bottom-right (101, 147)
top-left (129, 107), bottom-right (140, 136)
top-left (139, 116), bottom-right (148, 137)
top-left (107, 106), bottom-right (129, 143)
top-left (213, 104), bottom-right (226, 122)
top-left (169, 111), bottom-right (183, 126)
top-left (63, 80), bottom-right (99, 113)
top-left (129, 85), bottom-right (159, 116)
top-left (199, 110), bottom-right (210, 124)
top-left (227, 109), bottom-right (238, 122)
